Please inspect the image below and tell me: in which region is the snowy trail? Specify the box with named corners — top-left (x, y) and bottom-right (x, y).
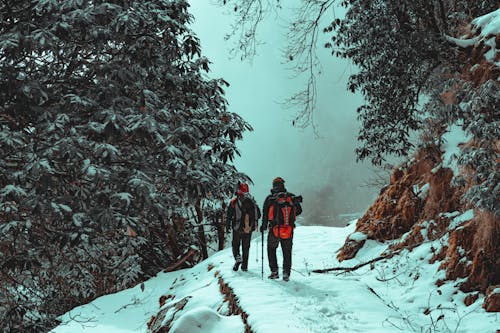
top-left (52, 222), bottom-right (499, 333)
top-left (216, 225), bottom-right (402, 333)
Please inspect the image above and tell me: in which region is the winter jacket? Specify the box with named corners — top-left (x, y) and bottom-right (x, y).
top-left (261, 187), bottom-right (303, 230)
top-left (226, 194), bottom-right (261, 231)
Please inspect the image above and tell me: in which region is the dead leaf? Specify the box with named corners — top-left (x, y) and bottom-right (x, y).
top-left (126, 225), bottom-right (137, 237)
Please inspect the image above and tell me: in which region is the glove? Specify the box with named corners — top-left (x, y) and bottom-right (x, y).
top-left (259, 224), bottom-right (267, 233)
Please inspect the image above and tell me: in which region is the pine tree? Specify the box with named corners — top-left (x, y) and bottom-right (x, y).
top-left (221, 0), bottom-right (498, 214)
top-left (329, 0), bottom-right (496, 165)
top-left (0, 0), bottom-right (250, 330)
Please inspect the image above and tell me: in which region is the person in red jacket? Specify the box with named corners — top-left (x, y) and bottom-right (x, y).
top-left (226, 183), bottom-right (261, 271)
top-left (260, 177), bottom-right (302, 281)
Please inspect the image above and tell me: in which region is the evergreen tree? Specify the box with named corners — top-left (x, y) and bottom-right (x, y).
top-left (0, 0), bottom-right (250, 330)
top-left (324, 0), bottom-right (498, 213)
top-left (330, 0), bottom-right (497, 165)
top-left (221, 0), bottom-right (498, 214)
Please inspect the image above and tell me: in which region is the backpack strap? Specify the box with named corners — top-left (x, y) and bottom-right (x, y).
top-left (230, 198), bottom-right (237, 208)
top-left (269, 192), bottom-right (283, 225)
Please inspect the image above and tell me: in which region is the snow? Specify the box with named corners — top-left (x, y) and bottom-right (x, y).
top-left (413, 183), bottom-right (430, 199)
top-left (448, 209), bottom-right (474, 230)
top-left (442, 211), bottom-right (460, 218)
top-left (447, 9), bottom-right (500, 65)
top-left (112, 192), bottom-right (133, 207)
top-left (0, 184), bottom-right (27, 197)
top-left (348, 231), bottom-right (368, 242)
top-left (471, 8), bottom-right (500, 65)
top-left (472, 8), bottom-right (500, 37)
top-left (431, 163), bottom-right (442, 173)
top-left (51, 202), bottom-right (73, 214)
top-left (441, 125), bottom-right (471, 175)
top-left (444, 35), bottom-right (477, 48)
top-left (418, 183), bottom-right (430, 199)
top-left (418, 220), bottom-right (431, 240)
top-left (72, 213), bottom-right (85, 227)
top-left (82, 159), bottom-right (97, 177)
top-left (38, 158), bottom-right (53, 172)
top-left (52, 222), bottom-right (498, 333)
top-left (482, 35), bottom-right (497, 63)
top-left (169, 307), bottom-right (244, 333)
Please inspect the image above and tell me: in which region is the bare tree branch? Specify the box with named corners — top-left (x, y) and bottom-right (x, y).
top-left (163, 248), bottom-right (198, 273)
top-left (312, 249), bottom-right (402, 274)
top-left (284, 0), bottom-right (335, 130)
top-left (219, 0), bottom-right (339, 131)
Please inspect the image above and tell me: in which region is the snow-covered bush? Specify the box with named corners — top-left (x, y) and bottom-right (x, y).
top-left (0, 0), bottom-right (250, 330)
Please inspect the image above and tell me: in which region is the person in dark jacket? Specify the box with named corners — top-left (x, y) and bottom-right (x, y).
top-left (226, 183), bottom-right (261, 271)
top-left (260, 177), bottom-right (302, 281)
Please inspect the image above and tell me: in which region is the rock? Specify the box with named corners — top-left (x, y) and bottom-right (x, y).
top-left (464, 293), bottom-right (479, 306)
top-left (483, 285), bottom-right (500, 312)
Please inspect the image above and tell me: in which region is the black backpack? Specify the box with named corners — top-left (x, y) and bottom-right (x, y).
top-left (235, 193), bottom-right (258, 233)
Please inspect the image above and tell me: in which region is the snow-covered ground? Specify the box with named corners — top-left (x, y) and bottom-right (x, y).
top-left (48, 8), bottom-right (500, 333)
top-left (52, 221), bottom-right (498, 333)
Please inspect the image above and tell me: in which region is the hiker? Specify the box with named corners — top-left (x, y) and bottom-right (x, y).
top-left (226, 183), bottom-right (261, 271)
top-left (260, 177), bottom-right (302, 281)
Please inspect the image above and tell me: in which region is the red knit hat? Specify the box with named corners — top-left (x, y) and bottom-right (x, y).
top-left (237, 183), bottom-right (249, 196)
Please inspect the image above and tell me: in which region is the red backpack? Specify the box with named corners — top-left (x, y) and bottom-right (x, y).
top-left (268, 192), bottom-right (297, 239)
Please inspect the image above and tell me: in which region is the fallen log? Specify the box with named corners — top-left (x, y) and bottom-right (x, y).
top-left (163, 248), bottom-right (198, 273)
top-left (312, 249), bottom-right (402, 274)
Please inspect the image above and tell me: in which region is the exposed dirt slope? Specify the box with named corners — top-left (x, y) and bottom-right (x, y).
top-left (337, 19), bottom-right (499, 311)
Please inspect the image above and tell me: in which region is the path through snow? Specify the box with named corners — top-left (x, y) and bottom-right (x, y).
top-left (53, 222), bottom-right (499, 333)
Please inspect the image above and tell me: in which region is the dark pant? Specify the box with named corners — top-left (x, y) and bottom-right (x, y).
top-left (267, 231), bottom-right (293, 274)
top-left (232, 230), bottom-right (252, 269)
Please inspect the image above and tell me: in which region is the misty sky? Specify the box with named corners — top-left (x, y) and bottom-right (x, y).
top-left (189, 2), bottom-right (381, 226)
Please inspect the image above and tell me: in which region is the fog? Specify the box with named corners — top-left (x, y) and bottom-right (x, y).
top-left (190, 2), bottom-right (382, 226)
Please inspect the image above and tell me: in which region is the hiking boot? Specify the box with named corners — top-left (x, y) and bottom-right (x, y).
top-left (233, 256), bottom-right (242, 271)
top-left (233, 261), bottom-right (241, 271)
top-left (268, 271), bottom-right (279, 279)
top-left (283, 272), bottom-right (290, 282)
top-left (241, 267), bottom-right (248, 272)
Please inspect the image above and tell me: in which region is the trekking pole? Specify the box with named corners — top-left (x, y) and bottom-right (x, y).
top-left (256, 229), bottom-right (258, 263)
top-left (261, 229), bottom-right (264, 280)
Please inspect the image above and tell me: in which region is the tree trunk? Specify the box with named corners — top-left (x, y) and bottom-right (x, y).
top-left (218, 201), bottom-right (227, 251)
top-left (435, 0), bottom-right (448, 33)
top-left (194, 198), bottom-right (209, 259)
top-left (166, 224), bottom-right (180, 258)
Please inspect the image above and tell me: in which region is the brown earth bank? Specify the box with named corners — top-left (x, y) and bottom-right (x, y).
top-left (338, 145), bottom-right (463, 260)
top-left (338, 20), bottom-right (499, 311)
top-left (337, 145), bottom-right (499, 310)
